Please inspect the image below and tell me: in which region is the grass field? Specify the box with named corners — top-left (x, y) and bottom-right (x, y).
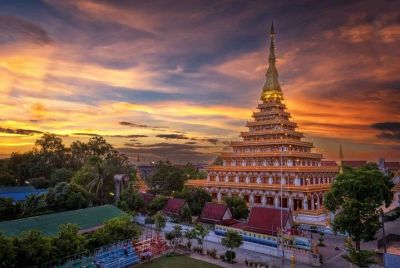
top-left (136, 255), bottom-right (222, 268)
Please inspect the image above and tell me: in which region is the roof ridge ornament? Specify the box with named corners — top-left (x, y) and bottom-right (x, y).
top-left (261, 22), bottom-right (283, 102)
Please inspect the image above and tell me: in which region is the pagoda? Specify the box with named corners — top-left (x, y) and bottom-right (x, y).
top-left (187, 24), bottom-right (339, 226)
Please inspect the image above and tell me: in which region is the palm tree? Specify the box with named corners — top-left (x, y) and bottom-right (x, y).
top-left (87, 158), bottom-right (110, 204)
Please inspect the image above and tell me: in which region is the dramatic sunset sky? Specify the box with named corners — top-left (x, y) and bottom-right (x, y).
top-left (0, 0), bottom-right (399, 163)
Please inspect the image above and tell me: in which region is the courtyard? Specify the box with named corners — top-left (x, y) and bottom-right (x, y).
top-left (136, 255), bottom-right (222, 268)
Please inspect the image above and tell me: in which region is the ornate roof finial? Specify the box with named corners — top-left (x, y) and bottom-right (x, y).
top-left (261, 22), bottom-right (283, 102)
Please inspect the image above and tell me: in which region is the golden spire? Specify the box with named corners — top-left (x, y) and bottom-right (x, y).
top-left (261, 22), bottom-right (283, 102)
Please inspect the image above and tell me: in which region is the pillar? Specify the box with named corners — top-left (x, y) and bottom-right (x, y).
top-left (217, 191), bottom-right (222, 202)
top-left (207, 174), bottom-right (210, 181)
top-left (250, 193), bottom-right (254, 206)
top-left (289, 196), bottom-right (293, 209)
top-left (225, 175), bottom-right (229, 182)
top-left (303, 198), bottom-right (308, 210)
top-left (245, 176), bottom-right (250, 183)
top-left (262, 195), bottom-right (266, 206)
top-left (216, 175), bottom-right (219, 182)
top-left (311, 196), bottom-right (315, 210)
top-left (275, 195), bottom-right (280, 208)
top-left (268, 177), bottom-right (273, 184)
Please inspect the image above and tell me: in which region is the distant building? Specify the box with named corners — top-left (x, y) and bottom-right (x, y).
top-left (379, 157), bottom-right (400, 176)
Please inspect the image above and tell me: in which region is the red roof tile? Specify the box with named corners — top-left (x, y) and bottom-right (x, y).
top-left (163, 198), bottom-right (186, 215)
top-left (233, 206), bottom-right (292, 236)
top-left (321, 161), bottom-right (338, 167)
top-left (139, 192), bottom-right (154, 203)
top-left (385, 162), bottom-right (400, 169)
top-left (341, 160), bottom-right (367, 168)
top-left (199, 202), bottom-right (230, 224)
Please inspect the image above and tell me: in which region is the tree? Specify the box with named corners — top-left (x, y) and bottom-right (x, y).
top-left (52, 224), bottom-right (85, 260)
top-left (46, 182), bottom-right (90, 211)
top-left (184, 229), bottom-right (195, 251)
top-left (224, 196), bottom-right (249, 220)
top-left (13, 230), bottom-right (53, 267)
top-left (0, 198), bottom-right (19, 220)
top-left (221, 230), bottom-right (243, 263)
top-left (342, 238), bottom-right (376, 268)
top-left (118, 187), bottom-right (145, 213)
top-left (324, 164), bottom-right (392, 251)
top-left (192, 224), bottom-right (208, 251)
top-left (101, 215), bottom-right (141, 243)
top-left (50, 168), bottom-right (74, 186)
top-left (147, 195), bottom-right (168, 215)
top-left (20, 194), bottom-right (47, 217)
top-left (174, 187), bottom-right (211, 216)
top-left (148, 161), bottom-right (185, 195)
top-left (166, 225), bottom-right (183, 253)
top-left (0, 232), bottom-right (15, 267)
top-left (180, 203), bottom-right (192, 223)
top-left (153, 211), bottom-right (166, 237)
top-left (0, 159), bottom-right (16, 186)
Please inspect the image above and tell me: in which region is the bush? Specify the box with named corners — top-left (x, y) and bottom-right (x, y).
top-left (225, 250), bottom-right (236, 263)
top-left (206, 248), bottom-right (217, 258)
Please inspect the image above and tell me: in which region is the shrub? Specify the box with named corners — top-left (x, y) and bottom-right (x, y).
top-left (208, 248), bottom-right (217, 258)
top-left (225, 250), bottom-right (236, 263)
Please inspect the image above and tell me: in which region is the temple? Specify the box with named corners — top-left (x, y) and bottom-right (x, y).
top-left (187, 24), bottom-right (339, 227)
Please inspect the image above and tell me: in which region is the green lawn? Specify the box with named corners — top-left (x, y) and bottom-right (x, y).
top-left (136, 255), bottom-right (222, 268)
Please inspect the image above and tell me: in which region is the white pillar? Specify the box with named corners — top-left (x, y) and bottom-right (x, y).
top-left (250, 193), bottom-right (254, 206)
top-left (275, 195), bottom-right (279, 208)
top-left (289, 196), bottom-right (293, 209)
top-left (311, 196), bottom-right (315, 210)
top-left (245, 176), bottom-right (250, 183)
top-left (303, 198), bottom-right (308, 210)
top-left (216, 175), bottom-right (219, 182)
top-left (235, 175), bottom-right (239, 183)
top-left (225, 175), bottom-right (229, 182)
top-left (256, 176), bottom-right (261, 184)
top-left (262, 195), bottom-right (266, 206)
top-left (268, 177), bottom-right (273, 184)
top-left (217, 191), bottom-right (222, 202)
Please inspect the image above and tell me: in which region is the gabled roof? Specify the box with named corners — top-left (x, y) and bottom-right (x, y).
top-left (231, 206), bottom-right (291, 236)
top-left (199, 202), bottom-right (230, 224)
top-left (139, 192), bottom-right (154, 203)
top-left (0, 205), bottom-right (125, 236)
top-left (341, 160), bottom-right (367, 168)
top-left (163, 198), bottom-right (186, 216)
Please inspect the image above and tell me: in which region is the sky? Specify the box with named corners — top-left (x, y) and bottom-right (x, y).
top-left (0, 0), bottom-right (399, 164)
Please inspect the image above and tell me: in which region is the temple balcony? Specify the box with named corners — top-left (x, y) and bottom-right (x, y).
top-left (186, 179), bottom-right (331, 193)
top-left (220, 151), bottom-right (323, 159)
top-left (240, 129), bottom-right (304, 137)
top-left (230, 139), bottom-right (314, 148)
top-left (246, 119), bottom-right (297, 127)
top-left (257, 102), bottom-right (286, 109)
top-left (252, 109), bottom-right (289, 117)
top-left (206, 165), bottom-right (339, 173)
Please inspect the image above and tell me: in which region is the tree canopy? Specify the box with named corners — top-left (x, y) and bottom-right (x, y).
top-left (224, 196), bottom-right (249, 220)
top-left (148, 161), bottom-right (186, 195)
top-left (324, 164), bottom-right (392, 253)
